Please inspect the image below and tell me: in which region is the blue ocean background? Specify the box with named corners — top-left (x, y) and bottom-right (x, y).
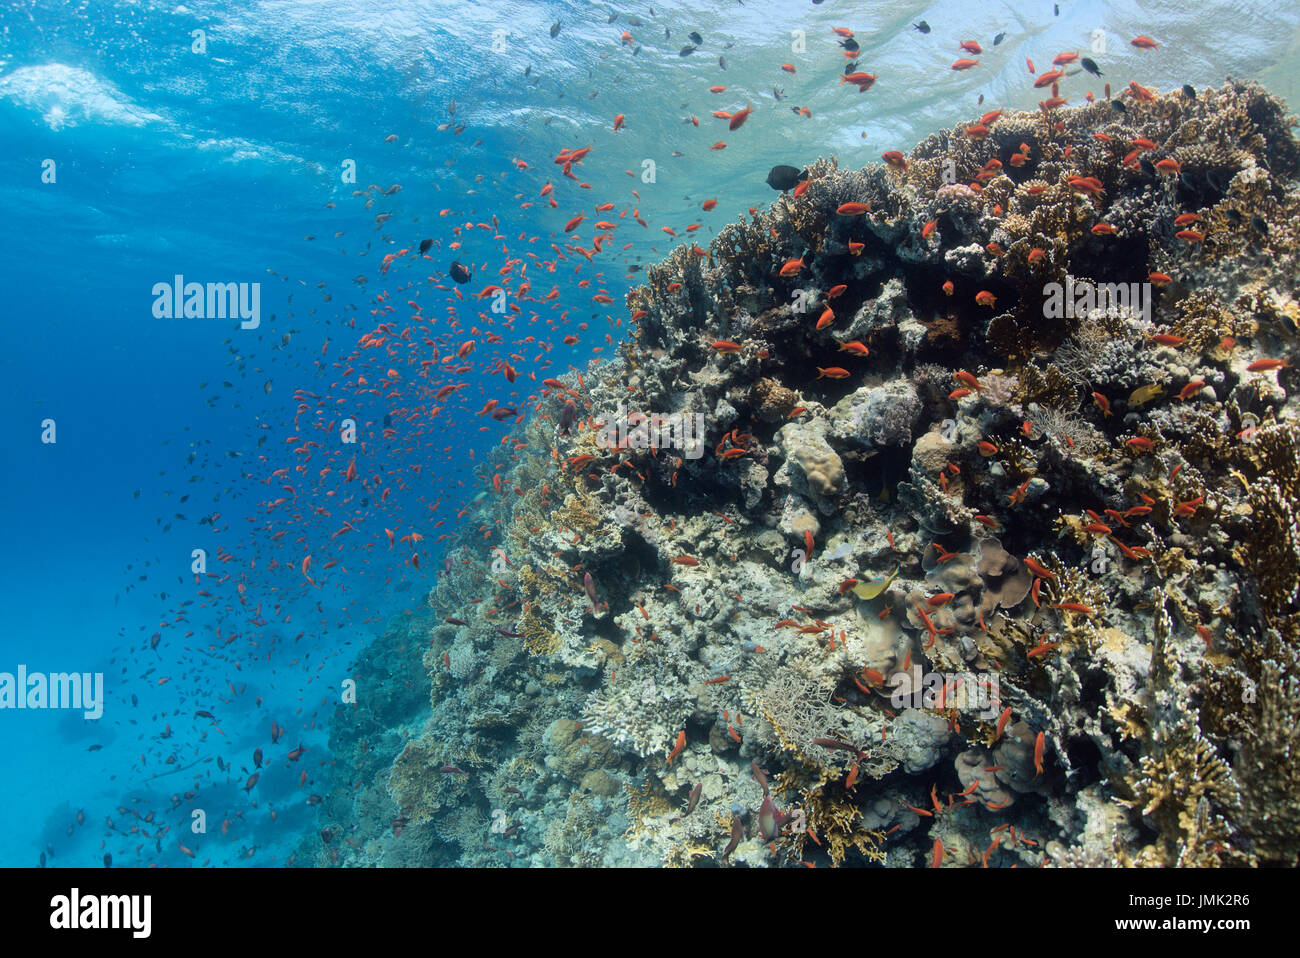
top-left (0, 0), bottom-right (1297, 867)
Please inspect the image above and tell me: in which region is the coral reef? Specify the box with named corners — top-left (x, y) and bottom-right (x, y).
top-left (316, 82), bottom-right (1300, 867)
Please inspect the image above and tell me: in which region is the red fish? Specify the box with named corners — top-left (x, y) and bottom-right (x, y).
top-left (728, 104), bottom-right (753, 130)
top-left (666, 730), bottom-right (686, 766)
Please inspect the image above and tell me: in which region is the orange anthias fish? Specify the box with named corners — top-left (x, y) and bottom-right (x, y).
top-left (666, 730), bottom-right (686, 767)
top-left (728, 104), bottom-right (754, 130)
top-left (994, 707), bottom-right (1012, 741)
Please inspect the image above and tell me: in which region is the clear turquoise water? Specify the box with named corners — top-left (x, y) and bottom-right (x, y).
top-left (1, 0), bottom-right (1296, 867)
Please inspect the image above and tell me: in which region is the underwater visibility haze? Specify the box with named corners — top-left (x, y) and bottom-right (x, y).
top-left (2, 0), bottom-right (1300, 870)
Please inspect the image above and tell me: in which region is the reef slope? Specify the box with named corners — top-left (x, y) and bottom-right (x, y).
top-left (312, 81), bottom-right (1300, 868)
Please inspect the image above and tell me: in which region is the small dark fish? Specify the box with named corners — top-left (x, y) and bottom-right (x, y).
top-left (1080, 57), bottom-right (1102, 76)
top-left (689, 31), bottom-right (703, 45)
top-left (1139, 157), bottom-right (1156, 176)
top-left (1111, 99), bottom-right (1127, 113)
top-left (418, 238), bottom-right (432, 254)
top-left (607, 11), bottom-right (616, 22)
top-left (87, 744), bottom-right (102, 752)
top-left (194, 709), bottom-right (214, 719)
top-left (1224, 207), bottom-right (1243, 225)
top-left (449, 260), bottom-right (471, 284)
top-left (626, 16), bottom-right (641, 26)
top-left (772, 86), bottom-right (784, 101)
top-left (840, 37), bottom-right (860, 53)
top-left (1251, 215), bottom-right (1268, 234)
top-left (263, 380), bottom-right (272, 395)
top-left (1054, 3), bottom-right (1059, 14)
top-left (766, 165), bottom-right (808, 191)
top-left (993, 32), bottom-right (1006, 45)
top-left (558, 399), bottom-right (579, 435)
top-left (679, 45), bottom-right (695, 56)
top-left (103, 853), bottom-right (112, 868)
top-left (1182, 84), bottom-right (1196, 100)
top-left (843, 61), bottom-right (858, 73)
top-left (550, 21), bottom-right (561, 37)
top-left (914, 20), bottom-right (930, 33)
top-left (719, 55), bottom-right (727, 69)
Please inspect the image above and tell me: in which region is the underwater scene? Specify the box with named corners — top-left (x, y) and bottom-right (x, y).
top-left (2, 0), bottom-right (1299, 874)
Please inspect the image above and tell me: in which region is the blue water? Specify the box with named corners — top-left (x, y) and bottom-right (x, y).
top-left (1, 0), bottom-right (1297, 867)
